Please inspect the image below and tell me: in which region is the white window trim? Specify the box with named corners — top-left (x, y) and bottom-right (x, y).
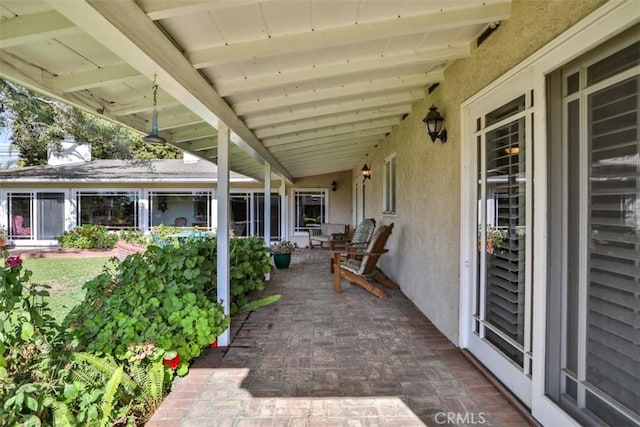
top-left (291, 188), bottom-right (330, 236)
top-left (383, 153), bottom-right (397, 215)
top-left (459, 1), bottom-right (639, 425)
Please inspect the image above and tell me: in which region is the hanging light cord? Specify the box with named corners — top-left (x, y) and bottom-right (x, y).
top-left (152, 83), bottom-right (159, 109)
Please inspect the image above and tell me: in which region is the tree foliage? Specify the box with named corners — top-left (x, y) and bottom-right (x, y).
top-left (0, 79), bottom-right (180, 166)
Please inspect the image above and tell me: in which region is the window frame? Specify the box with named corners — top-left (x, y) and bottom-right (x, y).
top-left (383, 153), bottom-right (397, 215)
top-left (292, 188), bottom-right (329, 235)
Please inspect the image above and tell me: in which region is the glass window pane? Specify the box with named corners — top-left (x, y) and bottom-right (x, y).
top-left (294, 190), bottom-right (326, 233)
top-left (586, 75), bottom-right (640, 415)
top-left (8, 193), bottom-right (32, 239)
top-left (77, 192), bottom-right (138, 229)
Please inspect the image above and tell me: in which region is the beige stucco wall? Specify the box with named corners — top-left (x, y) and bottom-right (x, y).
top-left (353, 0), bottom-right (606, 343)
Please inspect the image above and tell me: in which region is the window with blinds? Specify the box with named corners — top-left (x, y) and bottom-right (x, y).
top-left (476, 95), bottom-right (529, 368)
top-left (585, 72), bottom-right (639, 423)
top-left (547, 32), bottom-right (639, 427)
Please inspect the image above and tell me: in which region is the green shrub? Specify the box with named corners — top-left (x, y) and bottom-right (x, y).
top-left (58, 224), bottom-right (118, 249)
top-left (64, 241), bottom-right (231, 375)
top-left (0, 253), bottom-right (69, 426)
top-left (0, 251), bottom-right (172, 426)
top-left (118, 228), bottom-right (149, 247)
top-left (228, 237), bottom-right (272, 312)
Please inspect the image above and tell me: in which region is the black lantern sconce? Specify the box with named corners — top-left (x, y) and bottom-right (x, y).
top-left (143, 77), bottom-right (167, 145)
top-left (422, 105), bottom-right (447, 143)
top-left (331, 180), bottom-right (337, 191)
top-left (361, 164), bottom-right (372, 182)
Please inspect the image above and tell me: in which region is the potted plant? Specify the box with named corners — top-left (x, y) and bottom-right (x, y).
top-left (270, 240), bottom-right (297, 269)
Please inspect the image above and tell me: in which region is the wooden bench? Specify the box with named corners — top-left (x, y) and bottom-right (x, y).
top-left (308, 223), bottom-right (349, 249)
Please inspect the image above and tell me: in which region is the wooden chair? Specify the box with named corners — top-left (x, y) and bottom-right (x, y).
top-left (346, 217), bottom-right (376, 255)
top-left (332, 223), bottom-right (399, 299)
top-left (329, 218), bottom-right (376, 273)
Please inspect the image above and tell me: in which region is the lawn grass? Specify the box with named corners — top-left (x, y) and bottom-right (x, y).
top-left (22, 256), bottom-right (115, 323)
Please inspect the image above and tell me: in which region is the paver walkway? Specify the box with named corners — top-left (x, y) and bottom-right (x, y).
top-left (148, 249), bottom-right (532, 426)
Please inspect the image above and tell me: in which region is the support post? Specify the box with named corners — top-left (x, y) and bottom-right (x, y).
top-left (264, 163), bottom-right (271, 246)
top-left (216, 123), bottom-right (230, 347)
top-left (280, 177), bottom-right (287, 240)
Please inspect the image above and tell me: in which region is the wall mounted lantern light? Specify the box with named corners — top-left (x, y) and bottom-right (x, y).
top-left (422, 105), bottom-right (447, 143)
top-left (361, 164), bottom-right (371, 182)
top-left (331, 180), bottom-right (337, 191)
top-left (143, 78), bottom-right (166, 144)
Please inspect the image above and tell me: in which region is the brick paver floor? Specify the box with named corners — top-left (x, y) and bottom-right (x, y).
top-left (147, 249), bottom-right (533, 427)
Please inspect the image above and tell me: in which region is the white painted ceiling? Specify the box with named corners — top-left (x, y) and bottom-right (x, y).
top-left (0, 0), bottom-right (511, 182)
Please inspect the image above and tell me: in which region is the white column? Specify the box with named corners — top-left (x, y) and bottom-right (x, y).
top-left (216, 123), bottom-right (231, 347)
top-left (280, 177), bottom-right (287, 240)
top-left (264, 163), bottom-right (271, 246)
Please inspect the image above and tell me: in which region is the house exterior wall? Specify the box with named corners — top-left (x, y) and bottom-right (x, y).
top-left (354, 0), bottom-right (606, 343)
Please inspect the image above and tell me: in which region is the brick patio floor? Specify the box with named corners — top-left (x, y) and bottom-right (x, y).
top-left (147, 249), bottom-right (533, 427)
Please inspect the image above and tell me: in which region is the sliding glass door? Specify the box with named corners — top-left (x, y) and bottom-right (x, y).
top-left (546, 31), bottom-right (639, 427)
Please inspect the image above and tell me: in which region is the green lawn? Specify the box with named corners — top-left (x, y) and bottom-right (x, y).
top-left (22, 256), bottom-right (115, 323)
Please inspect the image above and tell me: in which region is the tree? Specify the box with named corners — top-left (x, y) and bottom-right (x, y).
top-left (0, 79), bottom-right (180, 166)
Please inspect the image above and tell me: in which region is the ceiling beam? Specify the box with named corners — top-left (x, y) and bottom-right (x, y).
top-left (254, 105), bottom-right (408, 139)
top-left (215, 45), bottom-right (468, 97)
top-left (105, 91), bottom-right (181, 116)
top-left (187, 2), bottom-right (510, 68)
top-left (0, 10), bottom-right (81, 48)
top-left (246, 91), bottom-right (423, 128)
top-left (277, 146), bottom-right (372, 164)
top-left (264, 118), bottom-right (399, 147)
top-left (139, 0), bottom-right (266, 21)
top-left (283, 152), bottom-right (373, 168)
top-left (46, 0), bottom-right (293, 182)
top-left (157, 111), bottom-right (205, 130)
top-left (271, 137), bottom-right (380, 157)
top-left (233, 71), bottom-right (440, 116)
top-left (169, 125), bottom-right (217, 143)
top-left (53, 64), bottom-right (140, 93)
top-left (185, 139), bottom-right (218, 151)
top-left (264, 127), bottom-right (387, 148)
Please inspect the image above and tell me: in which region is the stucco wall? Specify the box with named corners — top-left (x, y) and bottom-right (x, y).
top-left (354, 0), bottom-right (605, 343)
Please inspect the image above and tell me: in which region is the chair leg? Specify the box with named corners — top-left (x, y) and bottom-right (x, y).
top-left (340, 269), bottom-right (389, 299)
top-left (333, 252), bottom-right (342, 293)
top-left (373, 268), bottom-right (400, 290)
top-left (350, 276), bottom-right (389, 299)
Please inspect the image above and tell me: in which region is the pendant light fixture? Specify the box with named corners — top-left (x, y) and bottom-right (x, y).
top-left (143, 77), bottom-right (166, 144)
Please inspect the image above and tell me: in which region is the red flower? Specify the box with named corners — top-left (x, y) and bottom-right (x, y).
top-left (210, 340), bottom-right (218, 348)
top-left (5, 256), bottom-right (22, 268)
top-left (163, 354), bottom-right (181, 370)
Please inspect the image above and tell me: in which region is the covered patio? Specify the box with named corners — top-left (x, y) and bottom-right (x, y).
top-left (147, 249), bottom-right (531, 426)
top-left (2, 1), bottom-right (639, 425)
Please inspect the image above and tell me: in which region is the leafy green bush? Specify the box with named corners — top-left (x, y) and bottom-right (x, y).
top-left (58, 224), bottom-right (118, 249)
top-left (0, 251), bottom-right (173, 426)
top-left (0, 253), bottom-right (69, 425)
top-left (229, 237), bottom-right (272, 312)
top-left (118, 228), bottom-right (149, 247)
top-left (65, 241), bottom-right (231, 375)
